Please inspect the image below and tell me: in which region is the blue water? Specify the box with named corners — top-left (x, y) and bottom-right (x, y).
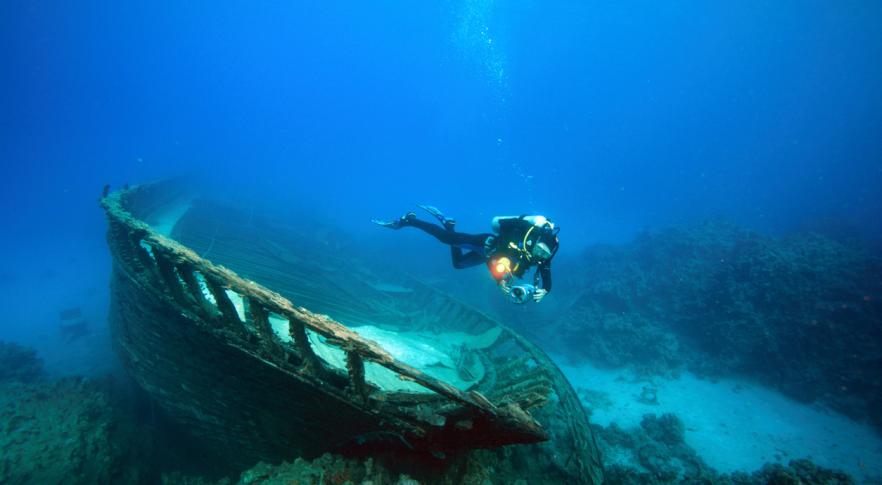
top-left (2, 0), bottom-right (882, 481)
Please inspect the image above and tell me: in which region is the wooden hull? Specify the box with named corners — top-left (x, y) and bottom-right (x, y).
top-left (110, 265), bottom-right (388, 464)
top-left (101, 180), bottom-right (603, 483)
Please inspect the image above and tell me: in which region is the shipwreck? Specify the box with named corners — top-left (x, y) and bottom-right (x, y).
top-left (101, 179), bottom-right (602, 483)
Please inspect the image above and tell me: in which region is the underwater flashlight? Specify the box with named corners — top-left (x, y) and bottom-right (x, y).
top-left (493, 257), bottom-right (512, 277)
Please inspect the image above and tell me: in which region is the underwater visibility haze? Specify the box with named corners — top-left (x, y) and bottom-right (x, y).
top-left (2, 1), bottom-right (882, 483)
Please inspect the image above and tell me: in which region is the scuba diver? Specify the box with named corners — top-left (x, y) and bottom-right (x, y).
top-left (372, 205), bottom-right (559, 303)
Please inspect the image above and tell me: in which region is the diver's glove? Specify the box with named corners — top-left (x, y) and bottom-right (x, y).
top-left (499, 275), bottom-right (513, 295)
top-left (532, 288), bottom-right (548, 303)
top-left (371, 212), bottom-right (416, 229)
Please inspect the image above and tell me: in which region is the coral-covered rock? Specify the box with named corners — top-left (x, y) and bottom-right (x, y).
top-left (554, 222), bottom-right (882, 428)
top-left (0, 377), bottom-right (154, 484)
top-left (592, 413), bottom-right (856, 485)
top-left (238, 455), bottom-right (396, 485)
top-left (165, 452), bottom-right (488, 485)
top-left (731, 459), bottom-right (855, 485)
top-left (640, 414), bottom-right (684, 446)
top-left (0, 341), bottom-right (45, 383)
top-left (592, 413), bottom-right (711, 483)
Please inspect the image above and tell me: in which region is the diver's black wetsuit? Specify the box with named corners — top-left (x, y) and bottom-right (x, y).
top-left (404, 217), bottom-right (553, 291)
top-left (404, 218), bottom-right (493, 269)
top-left (490, 216), bottom-right (554, 291)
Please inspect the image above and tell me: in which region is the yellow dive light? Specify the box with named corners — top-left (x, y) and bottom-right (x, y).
top-left (492, 257), bottom-right (512, 278)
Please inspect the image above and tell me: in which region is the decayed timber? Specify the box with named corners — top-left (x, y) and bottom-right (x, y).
top-left (102, 185), bottom-right (546, 448)
top-left (102, 181), bottom-right (602, 484)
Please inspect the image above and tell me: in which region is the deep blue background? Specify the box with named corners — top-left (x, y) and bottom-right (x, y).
top-left (1, 1), bottom-right (881, 367)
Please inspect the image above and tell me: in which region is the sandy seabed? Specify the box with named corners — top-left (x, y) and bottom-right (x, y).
top-left (557, 359), bottom-right (882, 483)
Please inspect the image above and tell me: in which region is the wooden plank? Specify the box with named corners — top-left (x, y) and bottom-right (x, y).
top-left (246, 297), bottom-right (271, 336)
top-left (288, 317), bottom-right (324, 377)
top-left (246, 297), bottom-right (288, 361)
top-left (517, 392), bottom-right (550, 410)
top-left (129, 232), bottom-right (159, 283)
top-left (178, 266), bottom-right (218, 319)
top-left (154, 252), bottom-right (192, 307)
top-left (345, 350), bottom-right (369, 405)
top-left (205, 277), bottom-right (241, 328)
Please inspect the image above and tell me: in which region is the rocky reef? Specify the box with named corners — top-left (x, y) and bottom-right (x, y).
top-left (596, 413), bottom-right (707, 483)
top-left (552, 222), bottom-right (882, 429)
top-left (164, 453), bottom-right (480, 485)
top-left (594, 413), bottom-right (855, 485)
top-left (0, 340), bottom-right (45, 383)
top-left (0, 341), bottom-right (157, 484)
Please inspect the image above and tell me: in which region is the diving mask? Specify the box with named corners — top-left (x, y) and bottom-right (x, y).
top-left (531, 241), bottom-right (553, 261)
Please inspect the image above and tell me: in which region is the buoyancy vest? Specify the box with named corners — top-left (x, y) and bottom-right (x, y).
top-left (486, 215), bottom-right (559, 281)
